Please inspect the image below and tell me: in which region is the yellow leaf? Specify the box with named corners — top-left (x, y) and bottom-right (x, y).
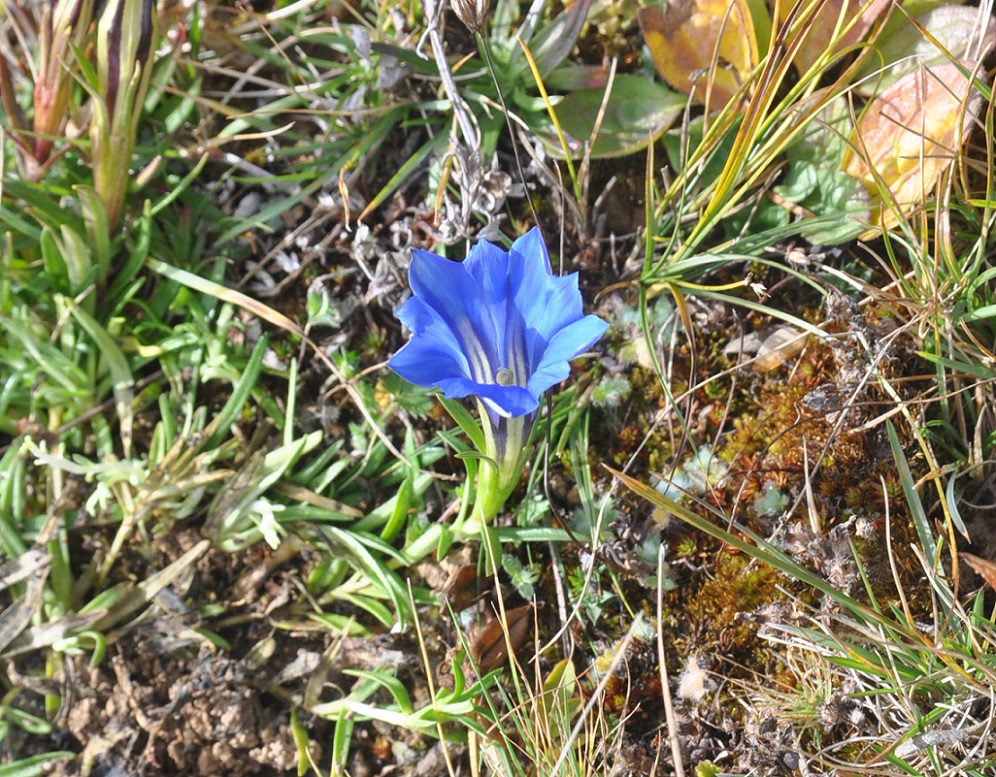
top-left (639, 0), bottom-right (759, 110)
top-left (842, 62), bottom-right (982, 229)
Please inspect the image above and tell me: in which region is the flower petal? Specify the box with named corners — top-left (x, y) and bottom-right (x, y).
top-left (388, 338), bottom-right (469, 391)
top-left (408, 248), bottom-right (499, 384)
top-left (464, 238), bottom-right (512, 308)
top-left (524, 273), bottom-right (586, 337)
top-left (389, 228), bottom-right (609, 421)
top-left (435, 377), bottom-right (539, 418)
top-left (526, 314), bottom-right (609, 397)
top-left (463, 238), bottom-right (513, 353)
top-left (389, 296), bottom-right (471, 381)
top-left (394, 296), bottom-right (463, 356)
top-left (509, 227), bottom-right (551, 273)
top-left (506, 231), bottom-right (586, 341)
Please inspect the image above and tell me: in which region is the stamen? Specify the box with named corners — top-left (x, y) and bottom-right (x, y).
top-left (495, 367), bottom-right (514, 386)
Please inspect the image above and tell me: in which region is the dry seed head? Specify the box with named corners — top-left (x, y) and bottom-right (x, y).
top-left (450, 0), bottom-right (491, 34)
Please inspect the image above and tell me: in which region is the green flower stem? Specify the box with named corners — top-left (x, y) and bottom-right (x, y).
top-left (458, 404), bottom-right (529, 535)
top-left (396, 406), bottom-right (530, 567)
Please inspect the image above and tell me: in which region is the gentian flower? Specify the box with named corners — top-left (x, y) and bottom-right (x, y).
top-left (389, 227), bottom-right (608, 530)
top-left (91, 0), bottom-right (157, 231)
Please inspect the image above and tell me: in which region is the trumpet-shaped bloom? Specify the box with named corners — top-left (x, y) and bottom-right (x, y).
top-left (389, 228), bottom-right (608, 418)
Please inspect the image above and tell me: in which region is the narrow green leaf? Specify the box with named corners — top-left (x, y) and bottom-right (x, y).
top-left (528, 0), bottom-right (593, 78)
top-left (146, 257), bottom-right (306, 339)
top-left (362, 131), bottom-right (448, 217)
top-left (355, 473), bottom-right (434, 533)
top-left (204, 334), bottom-right (268, 450)
top-left (1, 180), bottom-right (83, 235)
top-left (0, 753), bottom-right (75, 777)
top-left (345, 669), bottom-right (413, 714)
top-left (323, 526), bottom-right (412, 625)
top-left (3, 706), bottom-right (51, 735)
top-left (150, 152), bottom-right (209, 216)
top-left (945, 471), bottom-right (969, 539)
top-left (887, 420), bottom-right (938, 566)
top-left (436, 524), bottom-right (454, 559)
top-left (331, 708), bottom-right (353, 773)
top-left (380, 475), bottom-right (412, 542)
top-left (918, 351), bottom-right (994, 380)
top-left (439, 397), bottom-right (485, 451)
top-left (106, 200), bottom-right (153, 306)
top-left (332, 591), bottom-right (393, 627)
top-left (75, 186), bottom-right (111, 286)
top-left (289, 706), bottom-right (312, 777)
top-left (963, 303), bottom-right (996, 324)
top-left (284, 357), bottom-right (298, 447)
top-left (66, 299), bottom-right (136, 457)
top-left (0, 317), bottom-right (86, 395)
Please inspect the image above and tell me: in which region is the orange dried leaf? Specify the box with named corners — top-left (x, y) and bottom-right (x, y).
top-left (469, 603), bottom-right (532, 674)
top-left (962, 552), bottom-right (996, 591)
top-left (753, 326), bottom-right (808, 373)
top-left (853, 6), bottom-right (996, 96)
top-left (639, 0), bottom-right (758, 110)
top-left (842, 62), bottom-right (982, 228)
top-left (440, 564), bottom-right (485, 612)
top-left (780, 0), bottom-right (890, 74)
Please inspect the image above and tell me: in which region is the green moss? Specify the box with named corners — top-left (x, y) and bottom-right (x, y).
top-left (670, 552), bottom-right (787, 668)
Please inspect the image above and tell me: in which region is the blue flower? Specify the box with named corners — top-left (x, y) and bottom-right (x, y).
top-left (388, 228), bottom-right (608, 418)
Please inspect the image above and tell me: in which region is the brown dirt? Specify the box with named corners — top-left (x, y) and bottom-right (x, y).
top-left (30, 529), bottom-right (327, 776)
top-left (59, 651), bottom-right (299, 776)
